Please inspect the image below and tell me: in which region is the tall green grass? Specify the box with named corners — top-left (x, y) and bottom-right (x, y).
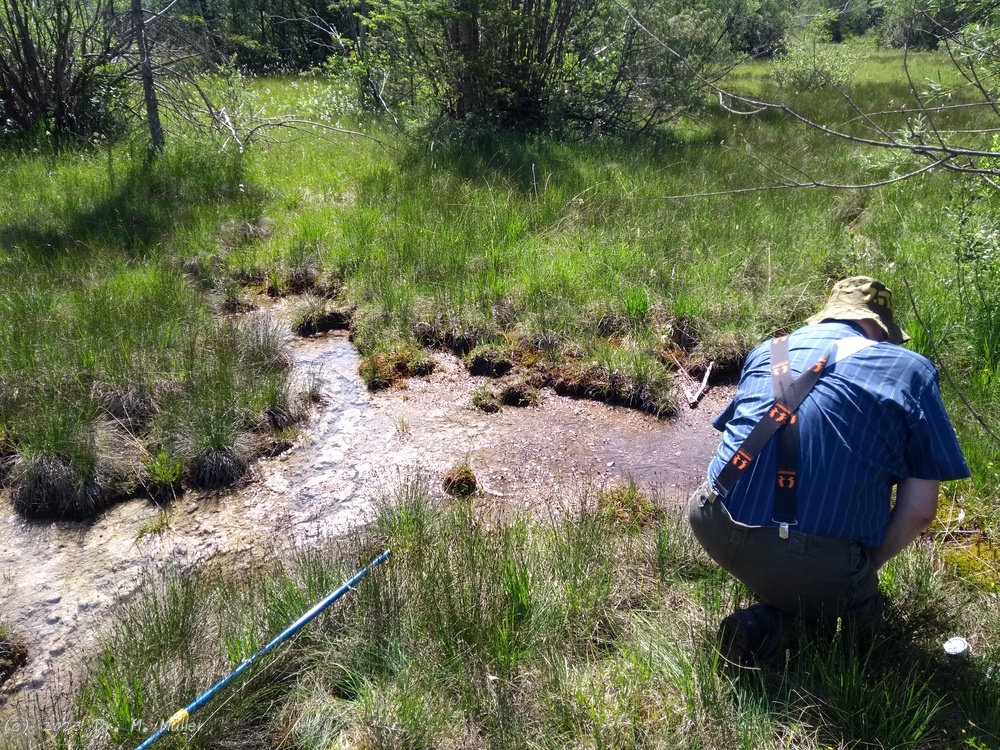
top-left (17, 481), bottom-right (1000, 750)
top-left (0, 146), bottom-right (303, 516)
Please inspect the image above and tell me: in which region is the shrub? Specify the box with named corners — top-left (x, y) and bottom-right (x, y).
top-left (771, 40), bottom-right (860, 91)
top-left (350, 0), bottom-right (745, 131)
top-left (877, 0), bottom-right (972, 50)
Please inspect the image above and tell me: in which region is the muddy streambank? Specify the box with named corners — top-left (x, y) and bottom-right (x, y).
top-left (0, 331), bottom-right (732, 709)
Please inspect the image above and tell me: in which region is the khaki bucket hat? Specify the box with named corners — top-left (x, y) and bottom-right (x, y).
top-left (805, 276), bottom-right (910, 344)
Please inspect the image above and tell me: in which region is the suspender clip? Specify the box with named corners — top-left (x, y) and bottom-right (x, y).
top-left (778, 522), bottom-right (790, 540)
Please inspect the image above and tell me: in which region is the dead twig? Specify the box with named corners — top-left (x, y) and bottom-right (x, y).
top-left (691, 361), bottom-right (714, 407)
top-left (669, 353), bottom-right (712, 408)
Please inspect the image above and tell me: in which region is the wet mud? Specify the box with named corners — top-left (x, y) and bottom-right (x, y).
top-left (0, 331), bottom-right (733, 707)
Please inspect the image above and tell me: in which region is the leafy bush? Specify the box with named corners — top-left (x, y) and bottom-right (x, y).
top-left (876, 0), bottom-right (971, 51)
top-left (949, 161), bottom-right (1000, 378)
top-left (771, 39), bottom-right (860, 90)
top-left (341, 0), bottom-right (754, 131)
top-left (727, 0), bottom-right (791, 57)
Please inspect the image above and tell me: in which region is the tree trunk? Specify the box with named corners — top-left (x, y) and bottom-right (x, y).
top-left (447, 2), bottom-right (479, 118)
top-left (132, 0), bottom-right (164, 152)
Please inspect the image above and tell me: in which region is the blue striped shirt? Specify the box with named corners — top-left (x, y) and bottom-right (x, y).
top-left (707, 321), bottom-right (970, 548)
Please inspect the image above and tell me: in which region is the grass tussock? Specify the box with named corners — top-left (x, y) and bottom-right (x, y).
top-left (357, 346), bottom-right (434, 391)
top-left (15, 481), bottom-right (1000, 750)
top-left (441, 463), bottom-right (477, 497)
top-left (0, 245), bottom-right (304, 517)
top-left (0, 627), bottom-right (27, 687)
top-left (461, 334), bottom-right (678, 415)
top-left (290, 295), bottom-right (354, 337)
top-left (10, 452), bottom-right (109, 520)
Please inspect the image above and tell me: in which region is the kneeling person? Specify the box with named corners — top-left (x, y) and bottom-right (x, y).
top-left (689, 276), bottom-right (969, 665)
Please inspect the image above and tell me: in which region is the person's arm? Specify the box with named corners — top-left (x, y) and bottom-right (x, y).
top-left (870, 478), bottom-right (940, 571)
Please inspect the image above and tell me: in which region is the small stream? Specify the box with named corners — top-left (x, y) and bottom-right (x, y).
top-left (0, 332), bottom-right (727, 705)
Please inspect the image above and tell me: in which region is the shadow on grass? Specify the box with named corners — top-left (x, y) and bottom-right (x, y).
top-left (0, 148), bottom-right (259, 263)
top-left (411, 129), bottom-right (585, 195)
top-left (733, 617), bottom-right (1000, 749)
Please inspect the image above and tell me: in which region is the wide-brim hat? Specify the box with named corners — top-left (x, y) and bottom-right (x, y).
top-left (805, 276), bottom-right (910, 344)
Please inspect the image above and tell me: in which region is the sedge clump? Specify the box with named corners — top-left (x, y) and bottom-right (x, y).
top-left (442, 464), bottom-right (477, 497)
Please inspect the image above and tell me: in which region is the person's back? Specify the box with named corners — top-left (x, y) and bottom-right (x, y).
top-left (708, 319), bottom-right (968, 548)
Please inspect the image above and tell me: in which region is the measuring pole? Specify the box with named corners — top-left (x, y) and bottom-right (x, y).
top-left (134, 549), bottom-right (391, 750)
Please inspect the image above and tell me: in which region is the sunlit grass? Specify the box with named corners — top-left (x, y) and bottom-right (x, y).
top-left (0, 147), bottom-right (300, 515)
top-left (16, 481), bottom-right (999, 750)
top-left (0, 42), bottom-right (998, 750)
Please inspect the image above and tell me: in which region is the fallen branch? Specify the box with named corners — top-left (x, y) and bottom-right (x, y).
top-left (691, 361), bottom-right (714, 407)
top-left (669, 353), bottom-right (713, 408)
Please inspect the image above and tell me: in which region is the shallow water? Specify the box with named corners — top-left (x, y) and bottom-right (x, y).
top-left (0, 331), bottom-right (729, 705)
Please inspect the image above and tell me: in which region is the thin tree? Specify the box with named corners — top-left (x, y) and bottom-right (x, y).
top-left (132, 0), bottom-right (165, 152)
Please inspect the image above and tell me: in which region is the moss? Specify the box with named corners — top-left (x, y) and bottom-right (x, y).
top-left (359, 349), bottom-right (434, 390)
top-left (0, 629), bottom-right (27, 686)
top-left (942, 538), bottom-right (1000, 592)
top-left (497, 377), bottom-right (542, 407)
top-left (464, 344), bottom-right (514, 377)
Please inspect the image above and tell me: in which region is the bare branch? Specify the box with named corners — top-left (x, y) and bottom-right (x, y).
top-left (144, 0), bottom-right (183, 26)
top-left (717, 90), bottom-right (766, 116)
top-left (900, 44), bottom-right (957, 158)
top-left (240, 118), bottom-right (392, 150)
top-left (617, 0), bottom-right (1000, 191)
top-left (647, 158), bottom-right (952, 200)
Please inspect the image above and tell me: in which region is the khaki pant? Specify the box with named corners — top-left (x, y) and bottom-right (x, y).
top-left (687, 482), bottom-right (882, 623)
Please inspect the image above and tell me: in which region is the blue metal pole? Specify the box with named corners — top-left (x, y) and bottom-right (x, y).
top-left (134, 549), bottom-right (391, 750)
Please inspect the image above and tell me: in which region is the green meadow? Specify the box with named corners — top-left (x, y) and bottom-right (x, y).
top-left (2, 44), bottom-right (1000, 748)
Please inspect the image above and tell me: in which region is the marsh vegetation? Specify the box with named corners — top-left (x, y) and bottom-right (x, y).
top-left (16, 482), bottom-right (1000, 750)
top-left (2, 0), bottom-right (1000, 743)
